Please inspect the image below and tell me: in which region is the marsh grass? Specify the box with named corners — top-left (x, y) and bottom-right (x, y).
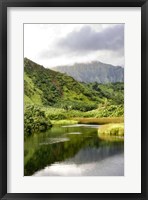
top-left (51, 119), bottom-right (78, 125)
top-left (75, 117), bottom-right (124, 125)
top-left (98, 123), bottom-right (124, 137)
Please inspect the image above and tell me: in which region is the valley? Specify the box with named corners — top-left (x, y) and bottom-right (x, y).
top-left (24, 58), bottom-right (124, 176)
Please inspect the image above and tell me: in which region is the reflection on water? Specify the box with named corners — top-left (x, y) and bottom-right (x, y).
top-left (39, 137), bottom-right (70, 145)
top-left (62, 124), bottom-right (100, 128)
top-left (24, 124), bottom-right (124, 176)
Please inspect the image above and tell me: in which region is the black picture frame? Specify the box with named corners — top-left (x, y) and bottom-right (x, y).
top-left (0, 0), bottom-right (148, 199)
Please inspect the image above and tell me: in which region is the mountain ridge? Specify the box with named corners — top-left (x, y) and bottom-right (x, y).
top-left (52, 61), bottom-right (124, 83)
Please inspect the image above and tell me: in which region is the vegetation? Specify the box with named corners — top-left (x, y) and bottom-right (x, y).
top-left (98, 123), bottom-right (124, 137)
top-left (51, 119), bottom-right (78, 125)
top-left (24, 58), bottom-right (101, 110)
top-left (84, 104), bottom-right (124, 117)
top-left (41, 106), bottom-right (124, 121)
top-left (24, 105), bottom-right (52, 136)
top-left (75, 117), bottom-right (123, 125)
top-left (24, 58), bottom-right (123, 112)
top-left (24, 58), bottom-right (124, 136)
top-left (87, 82), bottom-right (124, 105)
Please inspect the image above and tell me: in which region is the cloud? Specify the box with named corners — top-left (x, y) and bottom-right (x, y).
top-left (36, 24), bottom-right (124, 67)
top-left (56, 24), bottom-right (124, 52)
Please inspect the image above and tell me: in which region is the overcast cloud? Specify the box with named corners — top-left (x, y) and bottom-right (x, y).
top-left (24, 24), bottom-right (124, 67)
top-left (57, 25), bottom-right (124, 52)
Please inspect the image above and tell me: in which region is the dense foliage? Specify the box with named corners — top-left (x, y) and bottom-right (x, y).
top-left (24, 58), bottom-right (101, 111)
top-left (87, 82), bottom-right (124, 105)
top-left (24, 105), bottom-right (52, 136)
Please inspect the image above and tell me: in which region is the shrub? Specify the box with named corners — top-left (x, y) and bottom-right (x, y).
top-left (24, 105), bottom-right (52, 136)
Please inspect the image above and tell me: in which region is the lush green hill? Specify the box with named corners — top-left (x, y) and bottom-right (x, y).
top-left (24, 58), bottom-right (102, 111)
top-left (53, 61), bottom-right (124, 83)
top-left (24, 58), bottom-right (124, 110)
top-left (24, 58), bottom-right (124, 124)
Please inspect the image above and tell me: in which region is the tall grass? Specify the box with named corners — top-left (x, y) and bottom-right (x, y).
top-left (51, 119), bottom-right (78, 125)
top-left (75, 117), bottom-right (124, 125)
top-left (98, 123), bottom-right (124, 136)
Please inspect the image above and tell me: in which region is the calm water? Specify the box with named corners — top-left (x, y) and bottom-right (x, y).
top-left (24, 124), bottom-right (124, 176)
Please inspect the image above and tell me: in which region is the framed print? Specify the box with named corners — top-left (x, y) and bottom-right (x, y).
top-left (0, 0), bottom-right (148, 199)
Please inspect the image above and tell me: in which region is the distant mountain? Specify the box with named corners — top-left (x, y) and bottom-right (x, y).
top-left (52, 61), bottom-right (124, 83)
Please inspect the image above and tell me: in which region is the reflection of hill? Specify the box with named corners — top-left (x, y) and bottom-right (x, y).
top-left (65, 145), bottom-right (123, 164)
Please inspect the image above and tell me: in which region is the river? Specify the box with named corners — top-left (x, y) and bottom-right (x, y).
top-left (24, 124), bottom-right (124, 176)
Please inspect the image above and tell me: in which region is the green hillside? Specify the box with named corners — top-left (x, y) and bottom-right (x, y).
top-left (24, 58), bottom-right (124, 135)
top-left (24, 58), bottom-right (103, 111)
top-left (24, 58), bottom-right (124, 109)
top-left (87, 82), bottom-right (124, 105)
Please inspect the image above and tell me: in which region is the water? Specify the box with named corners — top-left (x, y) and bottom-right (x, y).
top-left (24, 124), bottom-right (124, 176)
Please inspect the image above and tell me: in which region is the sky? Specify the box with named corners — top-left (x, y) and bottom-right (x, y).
top-left (24, 24), bottom-right (124, 68)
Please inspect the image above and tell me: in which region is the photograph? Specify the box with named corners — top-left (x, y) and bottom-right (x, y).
top-left (24, 23), bottom-right (124, 176)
